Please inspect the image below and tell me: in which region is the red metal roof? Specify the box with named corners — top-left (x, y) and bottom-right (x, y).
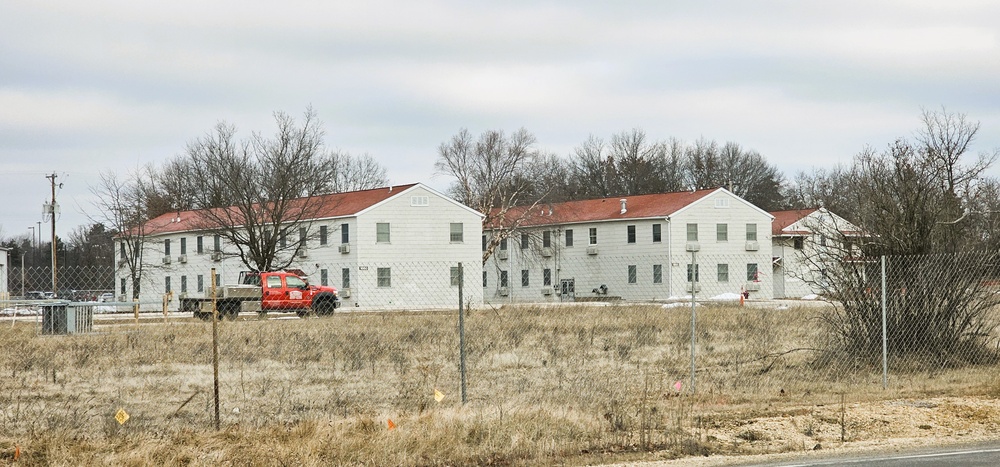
top-left (139, 184), bottom-right (418, 236)
top-left (487, 189), bottom-right (720, 229)
top-left (769, 208), bottom-right (818, 236)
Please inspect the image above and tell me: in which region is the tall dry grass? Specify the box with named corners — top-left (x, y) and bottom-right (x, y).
top-left (2, 302), bottom-right (999, 465)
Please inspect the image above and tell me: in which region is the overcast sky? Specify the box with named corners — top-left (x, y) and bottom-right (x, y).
top-left (2, 0), bottom-right (999, 240)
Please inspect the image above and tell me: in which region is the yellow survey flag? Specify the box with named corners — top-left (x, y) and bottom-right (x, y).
top-left (434, 389), bottom-right (445, 402)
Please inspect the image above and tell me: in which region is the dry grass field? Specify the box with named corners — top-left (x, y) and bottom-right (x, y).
top-left (2, 302), bottom-right (1000, 465)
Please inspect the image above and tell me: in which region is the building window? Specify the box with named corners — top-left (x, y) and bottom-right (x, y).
top-left (521, 269), bottom-right (529, 287)
top-left (164, 239), bottom-right (171, 256)
top-left (686, 223), bottom-right (698, 241)
top-left (342, 268), bottom-right (350, 288)
top-left (543, 231), bottom-right (551, 248)
top-left (279, 231), bottom-right (287, 248)
top-left (717, 224), bottom-right (728, 242)
top-left (589, 228), bottom-right (597, 245)
top-left (794, 237), bottom-right (804, 249)
top-left (377, 267), bottom-right (391, 287)
top-left (820, 235), bottom-right (827, 247)
top-left (180, 238), bottom-right (187, 255)
top-left (120, 278), bottom-right (126, 295)
top-left (215, 274), bottom-right (221, 288)
top-left (747, 263), bottom-right (759, 281)
top-left (321, 269), bottom-right (328, 286)
top-left (165, 276), bottom-right (171, 293)
top-left (543, 268), bottom-right (551, 286)
top-left (196, 236), bottom-right (204, 254)
top-left (483, 271), bottom-right (487, 287)
top-left (376, 223), bottom-right (390, 243)
top-left (450, 223), bottom-right (464, 243)
top-left (451, 267), bottom-right (462, 286)
top-left (180, 276), bottom-right (187, 293)
top-left (342, 224), bottom-right (350, 244)
top-left (652, 224), bottom-right (661, 243)
top-left (746, 224), bottom-right (757, 241)
top-left (653, 265), bottom-right (662, 284)
top-left (715, 198), bottom-right (730, 208)
top-left (213, 235), bottom-right (221, 252)
top-left (120, 241), bottom-right (126, 258)
top-left (521, 233), bottom-right (529, 249)
top-left (565, 229), bottom-right (573, 247)
top-left (500, 270), bottom-right (508, 288)
top-left (687, 264), bottom-right (699, 282)
top-left (197, 275), bottom-right (204, 292)
top-left (319, 226), bottom-right (328, 246)
top-left (718, 264), bottom-right (729, 282)
top-left (482, 235), bottom-right (487, 251)
top-left (500, 238), bottom-right (508, 250)
top-left (410, 195), bottom-right (429, 206)
top-left (627, 225), bottom-right (636, 244)
top-left (299, 227), bottom-right (307, 248)
top-left (628, 265), bottom-right (637, 284)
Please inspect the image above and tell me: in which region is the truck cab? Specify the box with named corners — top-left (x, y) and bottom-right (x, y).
top-left (259, 271), bottom-right (339, 315)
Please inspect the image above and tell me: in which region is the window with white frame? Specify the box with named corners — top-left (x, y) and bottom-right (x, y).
top-left (686, 223), bottom-right (698, 241)
top-left (717, 223), bottom-right (728, 242)
top-left (376, 223), bottom-right (390, 243)
top-left (377, 267), bottom-right (391, 287)
top-left (450, 223), bottom-right (463, 243)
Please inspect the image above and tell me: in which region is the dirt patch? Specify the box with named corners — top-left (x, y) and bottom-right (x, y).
top-left (607, 395), bottom-right (1000, 466)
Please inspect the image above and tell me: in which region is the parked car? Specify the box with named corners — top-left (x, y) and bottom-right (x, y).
top-left (99, 293), bottom-right (114, 302)
top-left (24, 291), bottom-right (46, 300)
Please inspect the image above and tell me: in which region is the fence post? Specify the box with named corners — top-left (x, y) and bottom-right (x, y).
top-left (211, 267), bottom-right (220, 430)
top-left (881, 255), bottom-right (888, 390)
top-left (458, 262), bottom-right (467, 405)
top-left (690, 250), bottom-right (697, 394)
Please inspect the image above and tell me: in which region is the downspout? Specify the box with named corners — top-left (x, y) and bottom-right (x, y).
top-left (666, 216), bottom-right (672, 298)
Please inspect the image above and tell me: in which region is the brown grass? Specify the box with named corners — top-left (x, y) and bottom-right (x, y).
top-left (1, 303), bottom-right (1000, 465)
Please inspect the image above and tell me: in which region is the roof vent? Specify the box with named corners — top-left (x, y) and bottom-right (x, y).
top-left (619, 199), bottom-right (627, 215)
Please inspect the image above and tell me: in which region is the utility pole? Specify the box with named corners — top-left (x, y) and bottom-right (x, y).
top-left (45, 173), bottom-right (59, 298)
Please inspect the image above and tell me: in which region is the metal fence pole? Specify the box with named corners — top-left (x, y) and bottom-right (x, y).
top-left (690, 250), bottom-right (696, 394)
top-left (458, 262), bottom-right (467, 404)
top-left (211, 267), bottom-right (220, 430)
top-left (881, 255), bottom-right (888, 390)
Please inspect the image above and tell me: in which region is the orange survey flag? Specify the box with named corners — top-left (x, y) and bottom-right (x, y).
top-left (387, 419), bottom-right (396, 430)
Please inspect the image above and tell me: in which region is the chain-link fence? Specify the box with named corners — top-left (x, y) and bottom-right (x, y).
top-left (2, 253), bottom-right (1000, 451)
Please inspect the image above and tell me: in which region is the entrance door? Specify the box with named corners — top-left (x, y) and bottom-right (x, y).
top-left (560, 279), bottom-right (575, 302)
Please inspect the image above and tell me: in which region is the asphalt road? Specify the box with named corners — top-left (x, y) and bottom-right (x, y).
top-left (740, 442), bottom-right (1000, 467)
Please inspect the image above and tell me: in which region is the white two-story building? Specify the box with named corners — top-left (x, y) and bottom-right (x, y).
top-left (483, 188), bottom-right (775, 303)
top-left (770, 207), bottom-right (864, 298)
top-left (116, 183), bottom-right (484, 311)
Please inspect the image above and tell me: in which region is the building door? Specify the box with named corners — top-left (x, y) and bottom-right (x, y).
top-left (560, 278), bottom-right (575, 301)
top-left (773, 262), bottom-right (785, 298)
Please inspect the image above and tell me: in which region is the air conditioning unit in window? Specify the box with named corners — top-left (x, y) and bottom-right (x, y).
top-left (497, 250), bottom-right (508, 260)
top-left (685, 242), bottom-right (700, 252)
top-left (745, 282), bottom-right (761, 291)
top-left (178, 292), bottom-right (188, 299)
top-left (211, 252), bottom-right (223, 262)
top-left (745, 241), bottom-right (759, 251)
top-left (339, 288), bottom-right (351, 298)
top-left (541, 287), bottom-right (552, 295)
top-left (541, 247), bottom-right (553, 257)
top-left (297, 249), bottom-right (308, 258)
top-left (498, 287), bottom-right (509, 296)
top-left (177, 254), bottom-right (188, 263)
top-left (162, 256), bottom-right (171, 265)
top-left (586, 246), bottom-right (599, 255)
top-left (118, 295), bottom-right (127, 302)
top-left (338, 244), bottom-right (350, 254)
top-left (685, 283), bottom-right (701, 293)
top-left (117, 259), bottom-right (127, 268)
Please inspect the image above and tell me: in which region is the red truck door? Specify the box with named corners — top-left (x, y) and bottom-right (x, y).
top-left (283, 274), bottom-right (312, 309)
top-left (262, 274), bottom-right (288, 310)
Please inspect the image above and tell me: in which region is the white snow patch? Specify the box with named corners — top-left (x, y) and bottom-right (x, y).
top-left (662, 302), bottom-right (701, 309)
top-left (801, 294), bottom-right (820, 300)
top-left (711, 293), bottom-right (742, 301)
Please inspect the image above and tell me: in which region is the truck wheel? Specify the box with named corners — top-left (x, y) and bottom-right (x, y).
top-left (313, 298), bottom-right (337, 316)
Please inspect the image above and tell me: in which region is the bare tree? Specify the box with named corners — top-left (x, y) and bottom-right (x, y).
top-left (89, 170), bottom-right (148, 300)
top-left (182, 108), bottom-right (358, 271)
top-left (917, 106), bottom-right (997, 196)
top-left (435, 128), bottom-right (543, 263)
top-left (683, 138), bottom-right (784, 210)
top-left (568, 130), bottom-right (684, 200)
top-left (329, 152), bottom-right (389, 192)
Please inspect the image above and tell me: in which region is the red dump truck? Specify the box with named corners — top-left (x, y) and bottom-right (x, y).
top-left (180, 270), bottom-right (339, 320)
